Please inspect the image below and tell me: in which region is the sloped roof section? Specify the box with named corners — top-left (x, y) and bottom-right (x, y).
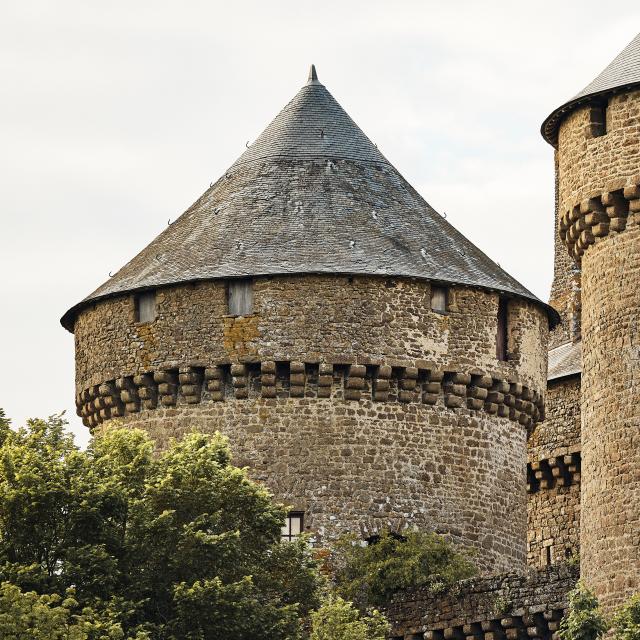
top-left (548, 340), bottom-right (582, 382)
top-left (62, 66), bottom-right (558, 331)
top-left (231, 65), bottom-right (389, 166)
top-left (542, 32), bottom-right (640, 145)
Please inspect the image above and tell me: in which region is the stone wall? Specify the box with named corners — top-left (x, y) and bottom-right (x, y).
top-left (73, 274), bottom-right (549, 574)
top-left (101, 396), bottom-right (526, 573)
top-left (387, 564), bottom-right (578, 640)
top-left (73, 276), bottom-right (548, 393)
top-left (555, 89), bottom-right (640, 608)
top-left (549, 149), bottom-right (581, 350)
top-left (557, 89), bottom-right (640, 226)
top-left (580, 221), bottom-right (640, 607)
top-left (548, 236), bottom-right (580, 350)
top-left (528, 377), bottom-right (580, 463)
top-left (527, 377), bottom-right (581, 569)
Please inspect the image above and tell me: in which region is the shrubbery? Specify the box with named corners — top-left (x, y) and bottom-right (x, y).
top-left (331, 529), bottom-right (476, 609)
top-left (560, 582), bottom-right (640, 640)
top-left (309, 595), bottom-right (389, 640)
top-left (612, 594), bottom-right (640, 640)
top-left (559, 582), bottom-right (608, 640)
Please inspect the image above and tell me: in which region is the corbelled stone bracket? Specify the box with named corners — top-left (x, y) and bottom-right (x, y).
top-left (559, 178), bottom-right (640, 261)
top-left (78, 359), bottom-right (544, 431)
top-left (527, 452), bottom-right (581, 493)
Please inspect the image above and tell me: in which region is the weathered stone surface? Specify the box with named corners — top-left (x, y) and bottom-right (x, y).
top-left (551, 84), bottom-right (640, 608)
top-left (74, 277), bottom-right (548, 394)
top-left (387, 565), bottom-right (578, 640)
top-left (75, 274), bottom-right (549, 573)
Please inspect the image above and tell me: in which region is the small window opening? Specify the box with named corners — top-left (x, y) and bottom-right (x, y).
top-left (227, 279), bottom-right (254, 316)
top-left (588, 101), bottom-right (608, 138)
top-left (497, 297), bottom-right (509, 361)
top-left (281, 512), bottom-right (304, 542)
top-left (431, 286), bottom-right (448, 314)
top-left (135, 291), bottom-right (156, 323)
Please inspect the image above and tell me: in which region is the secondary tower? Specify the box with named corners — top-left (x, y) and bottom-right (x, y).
top-left (542, 33), bottom-right (640, 608)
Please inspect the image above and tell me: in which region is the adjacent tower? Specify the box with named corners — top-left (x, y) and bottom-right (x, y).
top-left (63, 66), bottom-right (555, 574)
top-left (542, 33), bottom-right (640, 608)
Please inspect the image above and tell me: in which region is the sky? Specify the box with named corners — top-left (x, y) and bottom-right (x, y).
top-left (1, 0), bottom-right (639, 446)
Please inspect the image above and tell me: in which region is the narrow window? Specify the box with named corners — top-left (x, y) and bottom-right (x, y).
top-left (281, 512), bottom-right (304, 542)
top-left (431, 285), bottom-right (448, 314)
top-left (496, 297), bottom-right (508, 361)
top-left (588, 101), bottom-right (607, 138)
top-left (227, 279), bottom-right (254, 316)
top-left (135, 291), bottom-right (156, 323)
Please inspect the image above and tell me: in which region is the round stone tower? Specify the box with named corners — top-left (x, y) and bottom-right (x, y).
top-left (63, 66), bottom-right (555, 573)
top-left (542, 33), bottom-right (640, 608)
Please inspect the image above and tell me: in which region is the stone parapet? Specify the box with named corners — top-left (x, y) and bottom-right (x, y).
top-left (387, 565), bottom-right (578, 640)
top-left (73, 277), bottom-right (549, 399)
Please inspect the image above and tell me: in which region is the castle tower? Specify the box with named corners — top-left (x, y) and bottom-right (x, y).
top-left (542, 33), bottom-right (640, 608)
top-left (63, 66), bottom-right (555, 573)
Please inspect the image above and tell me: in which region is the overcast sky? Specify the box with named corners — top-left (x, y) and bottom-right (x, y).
top-left (1, 1), bottom-right (639, 446)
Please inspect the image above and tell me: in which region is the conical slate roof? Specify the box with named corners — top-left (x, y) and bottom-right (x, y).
top-left (542, 32), bottom-right (640, 145)
top-left (62, 66), bottom-right (556, 331)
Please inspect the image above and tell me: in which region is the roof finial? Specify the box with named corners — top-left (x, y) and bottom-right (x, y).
top-left (307, 64), bottom-right (319, 84)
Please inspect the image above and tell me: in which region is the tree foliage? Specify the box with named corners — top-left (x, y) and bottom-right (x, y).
top-left (0, 414), bottom-right (321, 639)
top-left (558, 582), bottom-right (608, 640)
top-left (332, 529), bottom-right (476, 609)
top-left (0, 581), bottom-right (151, 639)
top-left (309, 595), bottom-right (389, 640)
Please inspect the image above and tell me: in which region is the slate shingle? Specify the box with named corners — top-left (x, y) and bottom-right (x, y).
top-left (62, 67), bottom-right (557, 331)
top-left (548, 340), bottom-right (582, 381)
top-left (542, 32), bottom-right (640, 145)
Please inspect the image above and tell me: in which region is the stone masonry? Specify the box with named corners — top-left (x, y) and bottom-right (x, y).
top-left (387, 565), bottom-right (578, 640)
top-left (527, 377), bottom-right (580, 568)
top-left (554, 89), bottom-right (640, 609)
top-left (62, 40), bottom-right (640, 634)
top-left (74, 275), bottom-right (548, 574)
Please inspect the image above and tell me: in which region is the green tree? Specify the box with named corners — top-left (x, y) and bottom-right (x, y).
top-left (612, 594), bottom-right (640, 640)
top-left (332, 529), bottom-right (476, 609)
top-left (0, 413), bottom-right (322, 639)
top-left (558, 582), bottom-right (608, 640)
top-left (0, 581), bottom-right (83, 640)
top-left (0, 581), bottom-right (151, 639)
top-left (310, 595), bottom-right (389, 640)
